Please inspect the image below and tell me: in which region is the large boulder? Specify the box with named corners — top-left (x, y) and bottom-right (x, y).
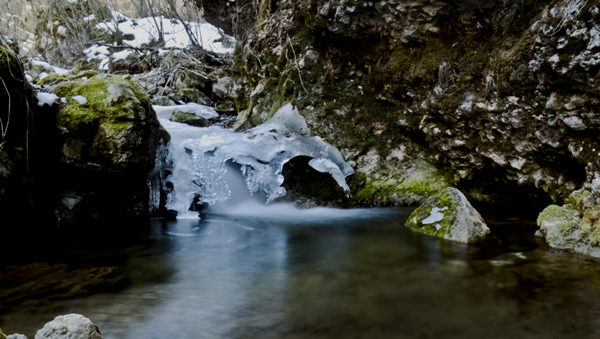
top-left (537, 189), bottom-right (600, 257)
top-left (406, 188), bottom-right (490, 243)
top-left (36, 74), bottom-right (169, 225)
top-left (35, 314), bottom-right (102, 339)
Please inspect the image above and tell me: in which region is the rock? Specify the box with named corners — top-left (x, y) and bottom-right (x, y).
top-left (40, 74), bottom-right (169, 225)
top-left (180, 88), bottom-right (212, 106)
top-left (35, 314), bottom-right (103, 339)
top-left (0, 328), bottom-right (6, 339)
top-left (562, 116), bottom-right (587, 130)
top-left (7, 334), bottom-right (28, 339)
top-left (537, 189), bottom-right (600, 258)
top-left (152, 95), bottom-right (177, 106)
top-left (592, 178), bottom-right (600, 196)
top-left (406, 188), bottom-right (490, 243)
top-left (52, 74), bottom-right (163, 174)
top-left (170, 108), bottom-right (212, 127)
top-left (212, 76), bottom-right (235, 100)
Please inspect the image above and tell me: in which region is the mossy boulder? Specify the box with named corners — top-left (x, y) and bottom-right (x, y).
top-left (52, 74), bottom-right (163, 173)
top-left (37, 74), bottom-right (168, 226)
top-left (0, 328), bottom-right (6, 339)
top-left (537, 189), bottom-right (600, 257)
top-left (406, 187), bottom-right (490, 243)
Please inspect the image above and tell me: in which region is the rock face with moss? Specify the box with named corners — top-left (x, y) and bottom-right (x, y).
top-left (227, 0), bottom-right (600, 207)
top-left (406, 188), bottom-right (490, 243)
top-left (38, 74), bottom-right (168, 225)
top-left (537, 188), bottom-right (600, 257)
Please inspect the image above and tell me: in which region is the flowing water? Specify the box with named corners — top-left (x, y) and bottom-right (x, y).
top-left (3, 118), bottom-right (600, 338)
top-left (3, 208), bottom-right (600, 339)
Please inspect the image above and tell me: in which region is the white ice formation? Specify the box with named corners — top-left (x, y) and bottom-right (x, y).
top-left (159, 104), bottom-right (354, 214)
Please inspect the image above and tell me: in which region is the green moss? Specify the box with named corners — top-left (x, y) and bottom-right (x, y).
top-left (352, 160), bottom-right (455, 205)
top-left (53, 74), bottom-right (154, 164)
top-left (405, 189), bottom-right (458, 238)
top-left (0, 327), bottom-right (5, 339)
top-left (37, 71), bottom-right (98, 86)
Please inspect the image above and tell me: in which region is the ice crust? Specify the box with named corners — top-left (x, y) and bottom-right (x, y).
top-left (160, 104), bottom-right (354, 214)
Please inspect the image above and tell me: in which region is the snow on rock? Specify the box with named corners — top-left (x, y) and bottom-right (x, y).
top-left (84, 11), bottom-right (235, 70)
top-left (161, 104), bottom-right (354, 213)
top-left (153, 103), bottom-right (219, 120)
top-left (31, 59), bottom-right (69, 75)
top-left (36, 92), bottom-right (58, 107)
top-left (72, 95), bottom-right (87, 104)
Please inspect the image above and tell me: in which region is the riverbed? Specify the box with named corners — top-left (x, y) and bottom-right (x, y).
top-left (2, 207), bottom-right (600, 338)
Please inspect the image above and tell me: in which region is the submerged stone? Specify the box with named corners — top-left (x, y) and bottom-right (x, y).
top-left (406, 187), bottom-right (490, 243)
top-left (537, 189), bottom-right (600, 258)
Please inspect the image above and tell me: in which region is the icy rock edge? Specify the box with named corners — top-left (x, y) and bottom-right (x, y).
top-left (161, 104), bottom-right (355, 214)
top-left (406, 188), bottom-right (491, 243)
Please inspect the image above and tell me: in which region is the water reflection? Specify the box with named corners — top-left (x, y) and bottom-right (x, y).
top-left (3, 209), bottom-right (600, 338)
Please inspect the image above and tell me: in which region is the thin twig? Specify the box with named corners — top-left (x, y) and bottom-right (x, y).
top-left (286, 34), bottom-right (309, 96)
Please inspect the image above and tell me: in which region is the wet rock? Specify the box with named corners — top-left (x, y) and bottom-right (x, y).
top-left (152, 95), bottom-right (177, 106)
top-left (537, 189), bottom-right (600, 258)
top-left (170, 108), bottom-right (212, 127)
top-left (35, 314), bottom-right (103, 339)
top-left (406, 188), bottom-right (490, 243)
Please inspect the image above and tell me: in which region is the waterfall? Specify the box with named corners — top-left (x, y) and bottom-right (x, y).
top-left (157, 104), bottom-right (354, 216)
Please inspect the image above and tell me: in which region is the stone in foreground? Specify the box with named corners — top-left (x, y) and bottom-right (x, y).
top-left (7, 335), bottom-right (28, 339)
top-left (35, 314), bottom-right (102, 339)
top-left (406, 188), bottom-right (490, 243)
top-left (537, 189), bottom-right (600, 258)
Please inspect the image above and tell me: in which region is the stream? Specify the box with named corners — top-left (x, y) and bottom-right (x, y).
top-left (2, 208), bottom-right (600, 339)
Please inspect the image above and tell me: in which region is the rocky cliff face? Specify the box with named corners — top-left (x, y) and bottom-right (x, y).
top-left (230, 0), bottom-right (600, 209)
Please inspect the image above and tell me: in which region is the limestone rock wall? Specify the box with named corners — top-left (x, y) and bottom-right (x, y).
top-left (231, 0), bottom-right (600, 208)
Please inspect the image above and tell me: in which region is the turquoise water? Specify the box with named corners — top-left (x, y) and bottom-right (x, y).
top-left (2, 208), bottom-right (600, 339)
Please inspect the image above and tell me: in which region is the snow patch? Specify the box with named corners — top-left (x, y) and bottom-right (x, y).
top-left (36, 92), bottom-right (58, 107)
top-left (422, 207), bottom-right (445, 224)
top-left (72, 95), bottom-right (88, 104)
